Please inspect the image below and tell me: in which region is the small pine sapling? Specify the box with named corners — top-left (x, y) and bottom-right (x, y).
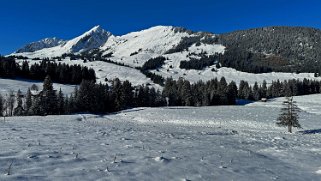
top-left (277, 97), bottom-right (301, 133)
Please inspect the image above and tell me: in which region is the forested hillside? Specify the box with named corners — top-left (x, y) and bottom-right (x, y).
top-left (218, 26), bottom-right (321, 74)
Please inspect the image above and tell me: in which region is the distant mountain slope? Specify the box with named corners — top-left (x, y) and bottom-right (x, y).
top-left (100, 26), bottom-right (224, 67)
top-left (13, 25), bottom-right (112, 58)
top-left (65, 25), bottom-right (112, 53)
top-left (16, 37), bottom-right (66, 53)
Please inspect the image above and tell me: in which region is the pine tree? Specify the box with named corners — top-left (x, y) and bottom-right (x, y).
top-left (57, 88), bottom-right (64, 115)
top-left (41, 75), bottom-right (58, 115)
top-left (135, 86), bottom-right (145, 107)
top-left (227, 81), bottom-right (237, 105)
top-left (64, 96), bottom-right (70, 114)
top-left (25, 88), bottom-right (32, 114)
top-left (21, 61), bottom-right (30, 78)
top-left (261, 80), bottom-right (268, 98)
top-left (218, 77), bottom-right (228, 105)
top-left (121, 80), bottom-right (133, 108)
top-left (0, 94), bottom-right (3, 116)
top-left (29, 96), bottom-right (41, 115)
top-left (14, 90), bottom-right (24, 116)
top-left (277, 97), bottom-right (301, 133)
top-left (77, 80), bottom-right (95, 112)
top-left (252, 82), bottom-right (261, 101)
top-left (111, 78), bottom-right (124, 111)
top-left (162, 78), bottom-right (178, 106)
top-left (6, 91), bottom-right (15, 116)
top-left (181, 80), bottom-right (193, 106)
top-left (148, 87), bottom-right (157, 107)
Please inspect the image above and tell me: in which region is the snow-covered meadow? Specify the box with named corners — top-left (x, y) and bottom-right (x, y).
top-left (0, 78), bottom-right (76, 95)
top-left (1, 94), bottom-right (321, 180)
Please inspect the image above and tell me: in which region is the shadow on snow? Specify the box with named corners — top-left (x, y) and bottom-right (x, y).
top-left (299, 129), bottom-right (321, 134)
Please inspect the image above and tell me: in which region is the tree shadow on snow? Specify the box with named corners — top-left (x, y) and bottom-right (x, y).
top-left (299, 129), bottom-right (321, 134)
top-left (236, 99), bottom-right (254, 105)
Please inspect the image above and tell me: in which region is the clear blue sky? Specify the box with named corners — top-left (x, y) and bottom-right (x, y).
top-left (1, 0), bottom-right (321, 55)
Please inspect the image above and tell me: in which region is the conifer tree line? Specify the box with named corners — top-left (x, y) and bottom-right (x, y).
top-left (238, 78), bottom-right (321, 101)
top-left (0, 56), bottom-right (96, 84)
top-left (0, 76), bottom-right (166, 116)
top-left (1, 73), bottom-right (321, 117)
top-left (163, 77), bottom-right (237, 106)
top-left (179, 54), bottom-right (219, 70)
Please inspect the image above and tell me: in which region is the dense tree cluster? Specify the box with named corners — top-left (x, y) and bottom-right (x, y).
top-left (0, 56), bottom-right (17, 78)
top-left (218, 26), bottom-right (321, 74)
top-left (217, 48), bottom-right (275, 73)
top-left (180, 54), bottom-right (219, 70)
top-left (140, 71), bottom-right (165, 86)
top-left (141, 56), bottom-right (166, 71)
top-left (0, 56), bottom-right (96, 84)
top-left (165, 28), bottom-right (219, 54)
top-left (0, 76), bottom-right (166, 116)
top-left (163, 77), bottom-right (237, 106)
top-left (66, 78), bottom-right (165, 114)
top-left (2, 74), bottom-right (321, 117)
top-left (238, 79), bottom-right (321, 101)
top-left (13, 76), bottom-right (65, 116)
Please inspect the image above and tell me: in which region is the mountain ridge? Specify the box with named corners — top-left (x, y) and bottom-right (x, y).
top-left (16, 37), bottom-right (66, 53)
top-left (11, 25), bottom-right (321, 75)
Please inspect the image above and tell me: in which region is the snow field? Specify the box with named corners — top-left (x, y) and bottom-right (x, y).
top-left (0, 78), bottom-right (76, 95)
top-left (0, 94), bottom-right (321, 180)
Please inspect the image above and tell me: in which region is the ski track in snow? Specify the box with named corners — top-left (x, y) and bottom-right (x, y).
top-left (0, 94), bottom-right (321, 180)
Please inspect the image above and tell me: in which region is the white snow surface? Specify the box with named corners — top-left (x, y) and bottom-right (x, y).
top-left (14, 58), bottom-right (159, 88)
top-left (15, 57), bottom-right (321, 88)
top-left (0, 78), bottom-right (76, 95)
top-left (152, 66), bottom-right (321, 85)
top-left (1, 94), bottom-right (321, 180)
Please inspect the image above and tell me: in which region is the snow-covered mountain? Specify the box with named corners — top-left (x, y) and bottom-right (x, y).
top-left (12, 25), bottom-right (321, 87)
top-left (100, 26), bottom-right (224, 67)
top-left (16, 37), bottom-right (66, 53)
top-left (11, 25), bottom-right (227, 86)
top-left (65, 25), bottom-right (112, 53)
top-left (14, 25), bottom-right (112, 57)
top-left (12, 25), bottom-right (225, 65)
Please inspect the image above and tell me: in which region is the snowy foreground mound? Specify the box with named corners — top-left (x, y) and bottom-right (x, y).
top-left (1, 95), bottom-right (321, 180)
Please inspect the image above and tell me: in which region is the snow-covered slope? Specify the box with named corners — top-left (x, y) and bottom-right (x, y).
top-left (101, 26), bottom-right (225, 67)
top-left (0, 78), bottom-right (76, 95)
top-left (151, 66), bottom-right (321, 85)
top-left (1, 94), bottom-right (321, 180)
top-left (12, 25), bottom-right (224, 67)
top-left (13, 25), bottom-right (112, 58)
top-left (16, 37), bottom-right (66, 53)
top-left (11, 25), bottom-right (321, 87)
